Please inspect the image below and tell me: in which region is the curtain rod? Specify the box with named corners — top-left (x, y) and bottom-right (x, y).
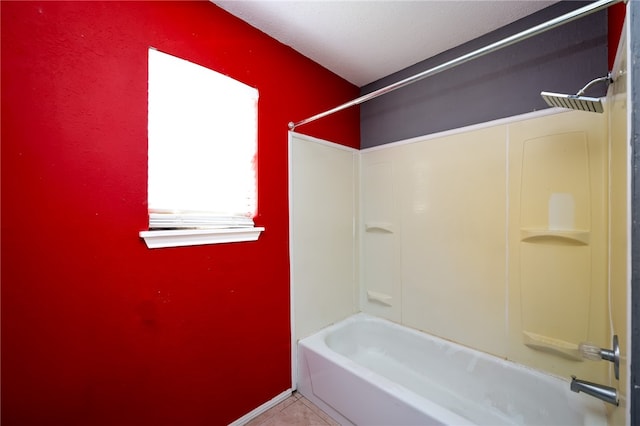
top-left (288, 0), bottom-right (625, 130)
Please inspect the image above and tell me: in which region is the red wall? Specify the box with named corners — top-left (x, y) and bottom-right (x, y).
top-left (1, 1), bottom-right (359, 425)
top-left (608, 2), bottom-right (626, 69)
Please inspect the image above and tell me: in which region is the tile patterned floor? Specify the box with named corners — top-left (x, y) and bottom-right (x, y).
top-left (245, 392), bottom-right (340, 426)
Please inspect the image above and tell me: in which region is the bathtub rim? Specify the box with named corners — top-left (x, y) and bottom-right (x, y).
top-left (301, 311), bottom-right (586, 384)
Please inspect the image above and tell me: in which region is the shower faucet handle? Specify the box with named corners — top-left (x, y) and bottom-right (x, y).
top-left (578, 335), bottom-right (619, 380)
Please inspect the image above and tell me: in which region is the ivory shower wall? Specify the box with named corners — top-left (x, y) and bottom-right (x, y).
top-left (360, 109), bottom-right (609, 384)
top-left (607, 26), bottom-right (629, 424)
top-left (290, 134), bottom-right (359, 341)
top-left (291, 108), bottom-right (613, 386)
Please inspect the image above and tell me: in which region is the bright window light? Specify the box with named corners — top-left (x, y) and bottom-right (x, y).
top-left (147, 48), bottom-right (258, 229)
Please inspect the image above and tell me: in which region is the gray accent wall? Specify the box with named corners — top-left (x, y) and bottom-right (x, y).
top-left (360, 1), bottom-right (608, 148)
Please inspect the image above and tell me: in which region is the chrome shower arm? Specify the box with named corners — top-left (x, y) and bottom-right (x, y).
top-left (576, 73), bottom-right (613, 96)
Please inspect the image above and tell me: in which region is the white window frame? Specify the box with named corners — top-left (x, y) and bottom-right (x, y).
top-left (140, 48), bottom-right (264, 249)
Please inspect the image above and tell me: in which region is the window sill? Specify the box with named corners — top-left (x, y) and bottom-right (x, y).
top-left (139, 227), bottom-right (265, 249)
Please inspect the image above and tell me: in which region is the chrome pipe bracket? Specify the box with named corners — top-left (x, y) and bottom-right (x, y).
top-left (597, 335), bottom-right (620, 380)
top-left (607, 335), bottom-right (620, 381)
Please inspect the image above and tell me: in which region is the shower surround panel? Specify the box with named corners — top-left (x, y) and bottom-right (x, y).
top-left (359, 109), bottom-right (608, 384)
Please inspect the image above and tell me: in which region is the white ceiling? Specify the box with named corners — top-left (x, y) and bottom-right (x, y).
top-left (212, 1), bottom-right (558, 87)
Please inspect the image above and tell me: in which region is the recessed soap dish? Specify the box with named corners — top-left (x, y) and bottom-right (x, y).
top-left (520, 228), bottom-right (589, 245)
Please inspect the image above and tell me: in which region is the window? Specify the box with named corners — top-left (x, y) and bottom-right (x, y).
top-left (140, 48), bottom-right (264, 248)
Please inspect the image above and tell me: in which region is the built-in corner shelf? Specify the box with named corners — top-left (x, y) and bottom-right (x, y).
top-left (522, 330), bottom-right (582, 361)
top-left (520, 228), bottom-right (590, 245)
top-left (365, 222), bottom-right (394, 233)
top-left (367, 290), bottom-right (393, 306)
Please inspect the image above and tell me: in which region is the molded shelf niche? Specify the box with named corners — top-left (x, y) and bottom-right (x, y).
top-left (366, 290), bottom-right (393, 306)
top-left (365, 222), bottom-right (394, 233)
top-left (520, 228), bottom-right (590, 245)
top-left (522, 330), bottom-right (582, 361)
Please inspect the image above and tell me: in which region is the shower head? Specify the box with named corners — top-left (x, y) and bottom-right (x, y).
top-left (540, 92), bottom-right (603, 113)
top-left (540, 73), bottom-right (612, 113)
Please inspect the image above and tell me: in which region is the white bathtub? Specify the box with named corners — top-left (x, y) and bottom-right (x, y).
top-left (297, 313), bottom-right (606, 425)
